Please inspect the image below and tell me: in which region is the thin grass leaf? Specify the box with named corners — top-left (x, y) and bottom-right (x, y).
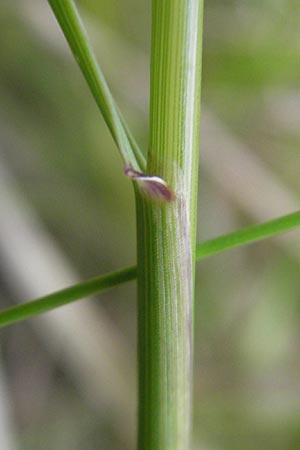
top-left (0, 266), bottom-right (136, 329)
top-left (196, 210), bottom-right (300, 259)
top-left (47, 0), bottom-right (145, 171)
top-left (0, 211), bottom-right (299, 329)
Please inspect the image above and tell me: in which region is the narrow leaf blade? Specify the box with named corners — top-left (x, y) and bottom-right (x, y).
top-left (0, 266), bottom-right (136, 329)
top-left (48, 0), bottom-right (145, 170)
top-left (0, 211), bottom-right (299, 329)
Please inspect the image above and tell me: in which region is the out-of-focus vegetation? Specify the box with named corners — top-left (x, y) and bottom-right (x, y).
top-left (0, 1), bottom-right (299, 449)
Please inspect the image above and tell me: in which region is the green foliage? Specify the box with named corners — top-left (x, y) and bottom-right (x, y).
top-left (48, 0), bottom-right (145, 170)
top-left (1, 210), bottom-right (298, 329)
top-left (1, 1), bottom-right (299, 449)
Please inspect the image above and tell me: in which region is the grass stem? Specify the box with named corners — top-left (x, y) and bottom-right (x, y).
top-left (136, 1), bottom-right (204, 448)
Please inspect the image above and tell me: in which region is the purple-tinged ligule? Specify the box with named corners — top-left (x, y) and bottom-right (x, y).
top-left (125, 166), bottom-right (175, 202)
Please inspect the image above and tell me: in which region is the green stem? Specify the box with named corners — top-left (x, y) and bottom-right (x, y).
top-left (0, 211), bottom-right (298, 330)
top-left (136, 1), bottom-right (203, 448)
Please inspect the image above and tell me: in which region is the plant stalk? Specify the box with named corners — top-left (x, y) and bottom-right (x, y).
top-left (136, 1), bottom-right (203, 448)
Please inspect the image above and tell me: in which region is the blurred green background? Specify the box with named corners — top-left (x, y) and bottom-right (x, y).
top-left (0, 1), bottom-right (300, 449)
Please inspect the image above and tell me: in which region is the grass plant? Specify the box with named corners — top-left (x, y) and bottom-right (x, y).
top-left (0, 1), bottom-right (299, 448)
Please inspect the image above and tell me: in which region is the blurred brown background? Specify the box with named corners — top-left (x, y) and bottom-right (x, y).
top-left (0, 1), bottom-right (300, 449)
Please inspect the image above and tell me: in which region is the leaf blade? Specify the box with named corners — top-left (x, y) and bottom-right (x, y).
top-left (0, 211), bottom-right (299, 329)
top-left (196, 210), bottom-right (300, 259)
top-left (48, 0), bottom-right (145, 170)
top-left (0, 266), bottom-right (136, 329)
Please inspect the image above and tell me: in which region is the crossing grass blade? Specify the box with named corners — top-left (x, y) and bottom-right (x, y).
top-left (0, 210), bottom-right (299, 329)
